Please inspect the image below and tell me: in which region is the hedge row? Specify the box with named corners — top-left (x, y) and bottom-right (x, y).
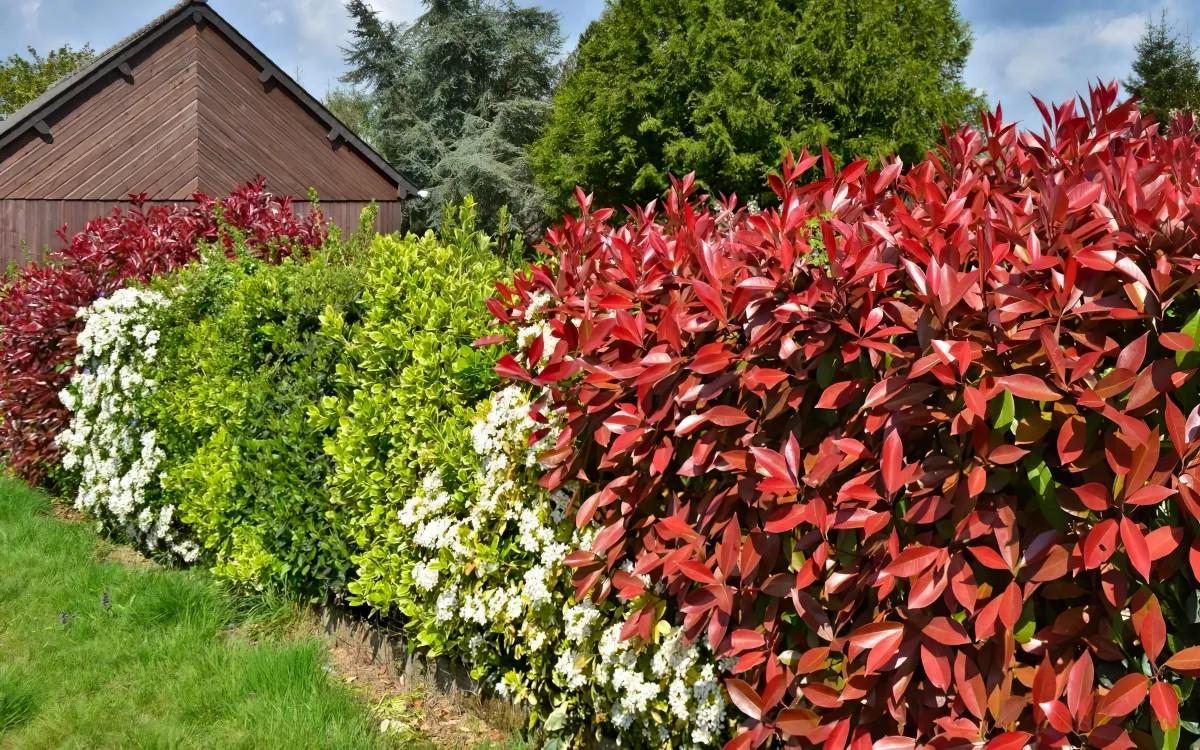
top-left (10, 83), bottom-right (1200, 749)
top-left (0, 179), bottom-right (325, 487)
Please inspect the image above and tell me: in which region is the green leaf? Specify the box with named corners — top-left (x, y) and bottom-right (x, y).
top-left (1013, 599), bottom-right (1037, 644)
top-left (992, 390), bottom-right (1016, 432)
top-left (1180, 310), bottom-right (1200, 367)
top-left (544, 704), bottom-right (569, 733)
top-left (817, 353), bottom-right (837, 388)
top-left (1027, 459), bottom-right (1069, 531)
top-left (1155, 722), bottom-right (1181, 750)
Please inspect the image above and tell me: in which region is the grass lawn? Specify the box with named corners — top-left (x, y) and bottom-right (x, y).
top-left (0, 478), bottom-right (521, 750)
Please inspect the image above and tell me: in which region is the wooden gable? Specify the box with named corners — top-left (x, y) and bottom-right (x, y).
top-left (0, 0), bottom-right (416, 262)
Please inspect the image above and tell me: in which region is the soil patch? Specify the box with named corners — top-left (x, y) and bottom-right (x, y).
top-left (93, 542), bottom-right (160, 571)
top-left (326, 635), bottom-right (518, 748)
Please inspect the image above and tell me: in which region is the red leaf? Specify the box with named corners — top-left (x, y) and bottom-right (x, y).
top-left (954, 651), bottom-right (988, 720)
top-left (764, 504), bottom-right (806, 533)
top-left (968, 545), bottom-right (1012, 571)
top-left (731, 629), bottom-right (766, 651)
top-left (724, 678), bottom-right (763, 720)
top-left (776, 707), bottom-right (820, 738)
top-left (998, 374), bottom-right (1063, 402)
top-left (1120, 517), bottom-right (1152, 580)
top-left (863, 377), bottom-right (907, 409)
top-left (1146, 526), bottom-right (1182, 561)
top-left (792, 647), bottom-right (830, 674)
top-left (924, 616), bottom-right (971, 646)
top-left (881, 431), bottom-right (905, 495)
top-left (1125, 485), bottom-right (1177, 506)
top-left (921, 642), bottom-right (952, 690)
top-left (988, 444), bottom-right (1029, 465)
top-left (691, 280), bottom-right (728, 325)
top-left (986, 732), bottom-right (1032, 750)
top-left (998, 581), bottom-right (1022, 631)
top-left (847, 621), bottom-right (905, 649)
top-left (1161, 332), bottom-right (1195, 352)
top-left (494, 354), bottom-right (532, 382)
top-left (1165, 646), bottom-right (1200, 675)
top-left (1072, 483), bottom-right (1112, 512)
top-left (722, 733), bottom-right (755, 750)
top-left (1067, 650), bottom-right (1094, 720)
top-left (1089, 725), bottom-right (1135, 750)
top-left (704, 405), bottom-right (753, 426)
top-left (1096, 673), bottom-right (1148, 717)
top-left (884, 545), bottom-right (940, 578)
top-left (1117, 332), bottom-right (1149, 373)
top-left (816, 381), bottom-right (862, 409)
top-left (751, 446), bottom-right (794, 488)
top-left (1033, 655), bottom-right (1060, 706)
top-left (1150, 681), bottom-right (1180, 730)
top-left (1084, 519), bottom-right (1119, 569)
top-left (678, 560), bottom-right (719, 586)
top-left (1058, 415), bottom-right (1086, 465)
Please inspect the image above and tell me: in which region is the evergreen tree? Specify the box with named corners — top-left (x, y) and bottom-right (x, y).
top-left (324, 86), bottom-right (378, 147)
top-left (341, 0), bottom-right (563, 236)
top-left (1125, 9), bottom-right (1200, 120)
top-left (529, 0), bottom-right (986, 214)
top-left (0, 45), bottom-right (94, 119)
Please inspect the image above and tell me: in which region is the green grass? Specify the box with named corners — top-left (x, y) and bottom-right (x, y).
top-left (0, 478), bottom-right (522, 750)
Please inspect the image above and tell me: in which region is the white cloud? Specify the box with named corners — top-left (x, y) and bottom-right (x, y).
top-left (369, 0), bottom-right (423, 23)
top-left (966, 10), bottom-right (1150, 125)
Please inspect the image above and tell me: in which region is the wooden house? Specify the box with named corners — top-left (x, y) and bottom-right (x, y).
top-left (0, 0), bottom-right (417, 265)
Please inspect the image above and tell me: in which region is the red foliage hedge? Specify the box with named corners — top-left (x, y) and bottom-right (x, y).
top-left (0, 179), bottom-right (325, 485)
top-left (491, 84), bottom-right (1200, 749)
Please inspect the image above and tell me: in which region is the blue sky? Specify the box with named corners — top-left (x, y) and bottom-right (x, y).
top-left (3, 0), bottom-right (1198, 128)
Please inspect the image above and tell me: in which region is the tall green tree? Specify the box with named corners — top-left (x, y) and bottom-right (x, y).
top-left (341, 0), bottom-right (563, 236)
top-left (1125, 9), bottom-right (1200, 120)
top-left (323, 85), bottom-right (378, 147)
top-left (0, 45), bottom-right (94, 119)
top-left (530, 0), bottom-right (986, 214)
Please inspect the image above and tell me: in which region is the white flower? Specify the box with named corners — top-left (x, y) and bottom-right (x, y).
top-left (564, 599), bottom-right (600, 643)
top-left (435, 586), bottom-right (459, 622)
top-left (412, 561), bottom-right (439, 591)
top-left (554, 649), bottom-right (587, 691)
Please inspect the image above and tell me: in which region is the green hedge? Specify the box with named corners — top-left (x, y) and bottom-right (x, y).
top-left (146, 236), bottom-right (366, 596)
top-left (315, 200), bottom-right (516, 614)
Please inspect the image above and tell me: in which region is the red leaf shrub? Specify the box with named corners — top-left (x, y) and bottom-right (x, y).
top-left (0, 179), bottom-right (326, 486)
top-left (491, 83), bottom-right (1200, 748)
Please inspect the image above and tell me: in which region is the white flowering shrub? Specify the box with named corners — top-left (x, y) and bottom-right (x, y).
top-left (370, 287), bottom-right (731, 747)
top-left (379, 383), bottom-right (730, 748)
top-left (57, 287), bottom-right (199, 561)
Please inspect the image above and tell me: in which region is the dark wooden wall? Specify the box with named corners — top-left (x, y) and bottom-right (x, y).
top-left (0, 15), bottom-right (407, 268)
top-left (194, 25), bottom-right (397, 201)
top-left (0, 199), bottom-right (404, 268)
top-left (0, 26), bottom-right (202, 202)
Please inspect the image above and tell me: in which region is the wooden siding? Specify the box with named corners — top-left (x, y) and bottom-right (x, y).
top-left (195, 26), bottom-right (396, 202)
top-left (0, 26), bottom-right (201, 201)
top-left (0, 199), bottom-right (404, 268)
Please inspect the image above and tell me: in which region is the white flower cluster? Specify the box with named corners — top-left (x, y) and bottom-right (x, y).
top-left (57, 287), bottom-right (198, 562)
top-left (515, 291), bottom-right (559, 365)
top-left (402, 384), bottom-right (573, 645)
top-left (580, 623), bottom-right (727, 748)
top-left (384, 295), bottom-right (730, 747)
top-left (392, 381), bottom-right (728, 747)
